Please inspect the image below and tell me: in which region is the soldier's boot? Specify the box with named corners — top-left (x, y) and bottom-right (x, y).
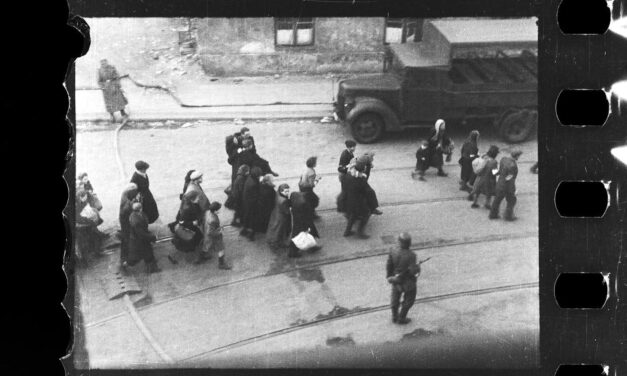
top-left (391, 307), bottom-right (399, 323)
top-left (504, 206), bottom-right (516, 221)
top-left (397, 306), bottom-right (412, 325)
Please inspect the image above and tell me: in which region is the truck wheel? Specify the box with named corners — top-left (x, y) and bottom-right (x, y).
top-left (352, 113), bottom-right (384, 144)
top-left (498, 109), bottom-right (536, 143)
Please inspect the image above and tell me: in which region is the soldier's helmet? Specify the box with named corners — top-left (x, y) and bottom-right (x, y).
top-left (398, 232), bottom-right (412, 249)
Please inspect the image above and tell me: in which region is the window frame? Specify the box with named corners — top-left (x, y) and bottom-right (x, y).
top-left (274, 17), bottom-right (315, 47)
top-left (384, 18), bottom-right (422, 44)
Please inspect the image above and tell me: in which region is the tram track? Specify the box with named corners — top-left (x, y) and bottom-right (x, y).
top-left (182, 281), bottom-right (540, 362)
top-left (86, 230), bottom-right (537, 329)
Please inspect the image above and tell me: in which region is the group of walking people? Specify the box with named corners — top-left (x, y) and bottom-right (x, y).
top-left (415, 119), bottom-right (523, 221)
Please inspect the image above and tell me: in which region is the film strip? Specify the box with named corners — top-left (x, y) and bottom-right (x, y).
top-left (552, 0), bottom-right (626, 375)
top-left (40, 0), bottom-right (626, 375)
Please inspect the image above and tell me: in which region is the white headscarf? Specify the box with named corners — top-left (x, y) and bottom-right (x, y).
top-left (434, 119), bottom-right (445, 135)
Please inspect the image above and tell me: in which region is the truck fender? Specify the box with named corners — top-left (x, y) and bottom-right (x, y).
top-left (346, 97), bottom-right (401, 131)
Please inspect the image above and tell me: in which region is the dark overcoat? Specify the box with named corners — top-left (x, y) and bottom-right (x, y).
top-left (290, 191), bottom-right (319, 238)
top-left (472, 157), bottom-right (498, 196)
top-left (495, 156), bottom-right (519, 194)
top-left (236, 150), bottom-right (272, 176)
top-left (344, 174), bottom-right (371, 219)
top-left (266, 192), bottom-right (292, 248)
top-left (227, 173), bottom-right (247, 212)
top-left (172, 198), bottom-right (203, 252)
top-left (241, 175), bottom-right (260, 229)
top-left (130, 172), bottom-right (159, 224)
top-left (459, 140), bottom-right (479, 182)
top-left (97, 64), bottom-right (128, 113)
top-left (386, 248), bottom-right (419, 292)
top-left (427, 129), bottom-right (452, 168)
top-left (118, 187), bottom-right (137, 261)
top-left (127, 211), bottom-right (157, 265)
top-left (256, 183), bottom-right (277, 232)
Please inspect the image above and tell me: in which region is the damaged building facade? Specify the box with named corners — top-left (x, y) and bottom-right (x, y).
top-left (191, 18), bottom-right (424, 76)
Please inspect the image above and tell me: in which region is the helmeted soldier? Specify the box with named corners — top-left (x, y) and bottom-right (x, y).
top-left (386, 232), bottom-right (420, 324)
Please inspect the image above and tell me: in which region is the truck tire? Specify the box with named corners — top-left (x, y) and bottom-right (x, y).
top-left (352, 112), bottom-right (384, 144)
top-left (498, 109), bottom-right (536, 143)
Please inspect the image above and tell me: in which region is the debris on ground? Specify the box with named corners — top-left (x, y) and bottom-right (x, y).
top-left (165, 120), bottom-right (176, 126)
top-left (326, 335), bottom-right (356, 347)
top-left (233, 78), bottom-right (243, 84)
top-left (320, 116), bottom-right (334, 123)
top-left (181, 122), bottom-right (193, 128)
top-left (233, 119), bottom-right (245, 125)
top-left (274, 74), bottom-right (281, 79)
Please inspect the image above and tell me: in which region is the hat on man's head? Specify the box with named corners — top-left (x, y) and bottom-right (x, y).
top-left (190, 171), bottom-right (203, 180)
top-left (135, 160), bottom-right (150, 170)
top-left (345, 140), bottom-right (356, 148)
top-left (241, 127), bottom-right (250, 134)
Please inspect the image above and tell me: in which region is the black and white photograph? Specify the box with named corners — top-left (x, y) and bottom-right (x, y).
top-left (71, 15), bottom-right (540, 368)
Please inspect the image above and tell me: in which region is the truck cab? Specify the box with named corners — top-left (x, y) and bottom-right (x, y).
top-left (334, 18), bottom-right (538, 144)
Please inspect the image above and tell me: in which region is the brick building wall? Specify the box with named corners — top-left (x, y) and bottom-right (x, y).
top-left (194, 18), bottom-right (388, 76)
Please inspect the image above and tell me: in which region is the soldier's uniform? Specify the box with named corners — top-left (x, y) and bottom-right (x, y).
top-left (386, 234), bottom-right (420, 324)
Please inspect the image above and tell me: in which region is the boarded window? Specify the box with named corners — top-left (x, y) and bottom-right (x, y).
top-left (275, 18), bottom-right (314, 46)
top-left (385, 18), bottom-right (424, 44)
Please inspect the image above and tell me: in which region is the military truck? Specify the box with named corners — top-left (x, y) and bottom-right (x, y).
top-left (333, 18), bottom-right (538, 144)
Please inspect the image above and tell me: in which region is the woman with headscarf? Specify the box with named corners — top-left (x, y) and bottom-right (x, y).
top-left (420, 119), bottom-right (454, 177)
top-left (180, 169), bottom-right (196, 200)
top-left (459, 130), bottom-right (480, 192)
top-left (118, 183), bottom-right (139, 272)
top-left (355, 153), bottom-right (382, 215)
top-left (202, 201), bottom-right (231, 269)
top-left (241, 166), bottom-right (263, 241)
top-left (470, 145), bottom-right (500, 209)
top-left (127, 202), bottom-right (160, 273)
top-left (299, 156), bottom-right (321, 214)
top-left (185, 170), bottom-right (210, 212)
top-left (75, 189), bottom-right (103, 263)
top-left (256, 174), bottom-right (277, 233)
top-left (168, 189), bottom-right (203, 264)
top-left (226, 164), bottom-right (249, 227)
top-left (288, 190), bottom-right (320, 257)
top-left (130, 160), bottom-right (159, 224)
top-left (267, 184), bottom-right (292, 250)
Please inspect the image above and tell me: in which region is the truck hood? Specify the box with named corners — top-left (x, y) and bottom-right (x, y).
top-left (339, 74), bottom-right (401, 93)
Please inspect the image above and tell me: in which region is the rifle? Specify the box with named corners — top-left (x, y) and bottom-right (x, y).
top-left (388, 256), bottom-right (433, 284)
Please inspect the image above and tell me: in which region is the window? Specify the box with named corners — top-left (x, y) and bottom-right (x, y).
top-left (384, 18), bottom-right (423, 44)
top-left (275, 18), bottom-right (314, 46)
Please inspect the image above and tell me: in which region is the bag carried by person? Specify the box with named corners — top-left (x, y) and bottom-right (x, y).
top-left (80, 205), bottom-right (100, 224)
top-left (292, 229), bottom-right (317, 251)
top-left (472, 155), bottom-right (488, 174)
top-left (174, 223), bottom-right (196, 242)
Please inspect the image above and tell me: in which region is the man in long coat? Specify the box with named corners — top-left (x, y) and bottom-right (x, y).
top-left (130, 160), bottom-right (159, 224)
top-left (420, 119), bottom-right (453, 177)
top-left (386, 232), bottom-right (420, 324)
top-left (97, 59), bottom-right (128, 123)
top-left (127, 202), bottom-right (160, 273)
top-left (489, 150), bottom-right (522, 221)
top-left (343, 162), bottom-right (372, 239)
top-left (267, 184), bottom-right (292, 250)
top-left (241, 166), bottom-right (262, 241)
top-left (336, 140), bottom-right (356, 213)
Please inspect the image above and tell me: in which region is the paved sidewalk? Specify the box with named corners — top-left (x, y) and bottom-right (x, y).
top-left (75, 75), bottom-right (345, 122)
